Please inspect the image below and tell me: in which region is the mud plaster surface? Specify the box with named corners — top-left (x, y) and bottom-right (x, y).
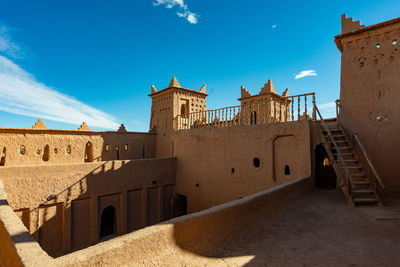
top-left (211, 189), bottom-right (400, 267)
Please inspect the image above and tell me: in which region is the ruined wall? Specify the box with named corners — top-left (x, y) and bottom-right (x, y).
top-left (172, 120), bottom-right (311, 212)
top-left (0, 158), bottom-right (176, 257)
top-left (336, 17), bottom-right (400, 192)
top-left (0, 129), bottom-right (156, 167)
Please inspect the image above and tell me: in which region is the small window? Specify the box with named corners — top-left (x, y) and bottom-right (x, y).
top-left (115, 146), bottom-right (119, 151)
top-left (66, 145), bottom-right (71, 154)
top-left (231, 168), bottom-right (235, 174)
top-left (392, 40), bottom-right (398, 45)
top-left (253, 157), bottom-right (261, 168)
top-left (105, 144), bottom-right (110, 152)
top-left (43, 145), bottom-right (50, 161)
top-left (124, 144), bottom-right (128, 151)
top-left (376, 43), bottom-right (381, 48)
top-left (284, 165), bottom-right (290, 175)
top-left (36, 149), bottom-right (41, 155)
top-left (53, 148), bottom-right (58, 154)
top-left (20, 145), bottom-right (26, 155)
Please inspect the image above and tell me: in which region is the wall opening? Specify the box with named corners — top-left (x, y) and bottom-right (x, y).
top-left (172, 194), bottom-right (187, 217)
top-left (181, 104), bottom-right (188, 118)
top-left (315, 144), bottom-right (336, 189)
top-left (284, 165), bottom-right (290, 175)
top-left (0, 147), bottom-right (6, 166)
top-left (100, 206), bottom-right (116, 238)
top-left (116, 146), bottom-right (120, 160)
top-left (250, 111), bottom-right (257, 125)
top-left (142, 145), bottom-right (145, 158)
top-left (84, 142), bottom-right (93, 162)
top-left (20, 145), bottom-right (26, 155)
top-left (253, 157), bottom-right (261, 168)
top-left (42, 145), bottom-right (50, 161)
top-left (66, 145), bottom-right (71, 154)
top-left (105, 144), bottom-right (110, 152)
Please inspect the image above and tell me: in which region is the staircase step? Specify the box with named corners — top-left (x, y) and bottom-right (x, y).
top-left (332, 152), bottom-right (354, 156)
top-left (351, 189), bottom-right (373, 194)
top-left (350, 173), bottom-right (366, 177)
top-left (353, 198), bottom-right (379, 204)
top-left (336, 146), bottom-right (352, 149)
top-left (341, 166), bottom-right (362, 169)
top-left (353, 180), bottom-right (370, 185)
top-left (339, 159), bottom-right (358, 163)
top-left (332, 135), bottom-right (346, 138)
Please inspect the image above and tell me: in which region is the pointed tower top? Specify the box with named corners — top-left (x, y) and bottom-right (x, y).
top-left (200, 84), bottom-right (206, 93)
top-left (151, 85), bottom-right (157, 94)
top-left (260, 80), bottom-right (276, 94)
top-left (282, 88), bottom-right (289, 97)
top-left (118, 124), bottom-right (127, 132)
top-left (168, 76), bottom-right (181, 88)
top-left (240, 86), bottom-right (252, 98)
top-left (32, 118), bottom-right (48, 129)
top-left (78, 122), bottom-right (91, 131)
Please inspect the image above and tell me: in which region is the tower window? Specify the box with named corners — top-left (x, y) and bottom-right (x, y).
top-left (105, 144), bottom-right (110, 152)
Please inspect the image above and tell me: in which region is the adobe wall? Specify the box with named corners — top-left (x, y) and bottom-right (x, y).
top-left (335, 17), bottom-right (400, 192)
top-left (0, 157), bottom-right (176, 257)
top-left (172, 120), bottom-right (312, 212)
top-left (0, 129), bottom-right (156, 167)
top-left (0, 181), bottom-right (52, 267)
top-left (55, 176), bottom-right (312, 266)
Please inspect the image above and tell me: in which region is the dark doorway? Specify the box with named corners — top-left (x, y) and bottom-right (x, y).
top-left (100, 206), bottom-right (116, 238)
top-left (315, 144), bottom-right (336, 189)
top-left (115, 146), bottom-right (120, 160)
top-left (84, 142), bottom-right (93, 162)
top-left (172, 194), bottom-right (187, 217)
top-left (250, 111), bottom-right (257, 125)
top-left (0, 147), bottom-right (6, 166)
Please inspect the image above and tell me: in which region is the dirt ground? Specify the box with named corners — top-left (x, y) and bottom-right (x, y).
top-left (210, 189), bottom-right (400, 267)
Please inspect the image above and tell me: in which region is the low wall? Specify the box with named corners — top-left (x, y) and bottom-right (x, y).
top-left (55, 176), bottom-right (312, 266)
top-left (172, 120), bottom-right (312, 212)
top-left (0, 180), bottom-right (52, 267)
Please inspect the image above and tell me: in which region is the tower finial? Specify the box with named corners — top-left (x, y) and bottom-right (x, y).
top-left (168, 76), bottom-right (181, 88)
top-left (200, 84), bottom-right (206, 93)
top-left (260, 79), bottom-right (276, 94)
top-left (151, 85), bottom-right (157, 94)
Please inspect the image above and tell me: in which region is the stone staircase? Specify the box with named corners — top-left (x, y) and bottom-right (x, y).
top-left (319, 120), bottom-right (382, 206)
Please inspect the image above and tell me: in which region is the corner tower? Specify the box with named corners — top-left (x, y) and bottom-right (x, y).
top-left (149, 77), bottom-right (208, 156)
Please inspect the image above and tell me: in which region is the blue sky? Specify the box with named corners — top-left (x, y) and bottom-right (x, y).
top-left (0, 0), bottom-right (399, 131)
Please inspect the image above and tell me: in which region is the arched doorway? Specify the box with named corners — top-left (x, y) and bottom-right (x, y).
top-left (115, 146), bottom-right (120, 160)
top-left (250, 111), bottom-right (257, 125)
top-left (100, 206), bottom-right (116, 238)
top-left (84, 142), bottom-right (93, 162)
top-left (315, 144), bottom-right (336, 189)
top-left (0, 147), bottom-right (6, 166)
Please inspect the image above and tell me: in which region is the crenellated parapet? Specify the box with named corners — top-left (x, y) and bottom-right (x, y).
top-left (341, 14), bottom-right (365, 34)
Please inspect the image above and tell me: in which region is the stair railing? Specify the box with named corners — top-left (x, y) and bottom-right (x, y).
top-left (335, 100), bottom-right (386, 190)
top-left (315, 105), bottom-right (351, 200)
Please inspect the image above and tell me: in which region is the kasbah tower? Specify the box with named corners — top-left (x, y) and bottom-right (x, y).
top-left (0, 13), bottom-right (399, 266)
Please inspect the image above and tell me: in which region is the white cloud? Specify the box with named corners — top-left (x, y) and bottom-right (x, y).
top-left (154, 0), bottom-right (199, 24)
top-left (0, 55), bottom-right (120, 129)
top-left (295, 70), bottom-right (317, 79)
top-left (272, 25), bottom-right (276, 29)
top-left (0, 25), bottom-right (21, 58)
top-left (318, 102), bottom-right (336, 110)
